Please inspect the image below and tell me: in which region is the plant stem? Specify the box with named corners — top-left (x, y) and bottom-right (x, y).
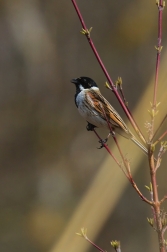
top-left (153, 0), bottom-right (163, 107)
top-left (152, 114), bottom-right (167, 141)
top-left (149, 1), bottom-right (165, 250)
top-left (86, 236), bottom-right (106, 252)
top-left (151, 0), bottom-right (164, 140)
top-left (149, 150), bottom-right (165, 252)
top-left (93, 128), bottom-right (120, 166)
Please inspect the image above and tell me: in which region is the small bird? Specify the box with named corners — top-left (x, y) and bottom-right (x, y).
top-left (71, 76), bottom-right (148, 154)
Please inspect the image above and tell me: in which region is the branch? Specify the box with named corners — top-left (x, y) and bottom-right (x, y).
top-left (149, 2), bottom-right (165, 250)
top-left (93, 128), bottom-right (120, 166)
top-left (128, 175), bottom-right (153, 206)
top-left (150, 0), bottom-right (165, 141)
top-left (153, 0), bottom-right (164, 107)
top-left (76, 228), bottom-right (106, 252)
top-left (152, 114), bottom-right (167, 141)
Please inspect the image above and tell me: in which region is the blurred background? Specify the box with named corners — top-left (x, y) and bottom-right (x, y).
top-left (0, 0), bottom-right (167, 252)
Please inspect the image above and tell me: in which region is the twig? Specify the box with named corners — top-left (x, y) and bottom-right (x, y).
top-left (93, 128), bottom-right (120, 166)
top-left (153, 0), bottom-right (164, 108)
top-left (152, 114), bottom-right (167, 141)
top-left (98, 103), bottom-right (128, 167)
top-left (128, 175), bottom-right (153, 206)
top-left (148, 1), bottom-right (166, 250)
top-left (86, 237), bottom-right (106, 252)
top-left (160, 195), bottom-right (167, 204)
top-left (150, 0), bottom-right (164, 141)
top-left (155, 130), bottom-right (167, 145)
top-left (76, 228), bottom-right (106, 252)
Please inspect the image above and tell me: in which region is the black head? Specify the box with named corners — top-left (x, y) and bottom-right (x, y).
top-left (71, 77), bottom-right (98, 93)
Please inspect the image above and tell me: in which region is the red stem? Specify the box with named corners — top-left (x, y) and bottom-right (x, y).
top-left (93, 129), bottom-right (120, 166)
top-left (150, 4), bottom-right (164, 249)
top-left (152, 114), bottom-right (167, 141)
top-left (129, 177), bottom-right (152, 205)
top-left (149, 3), bottom-right (165, 250)
top-left (153, 1), bottom-right (163, 107)
top-left (86, 237), bottom-right (106, 252)
top-left (157, 130), bottom-right (167, 142)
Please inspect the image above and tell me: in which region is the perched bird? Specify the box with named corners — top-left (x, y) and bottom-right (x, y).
top-left (71, 76), bottom-right (148, 154)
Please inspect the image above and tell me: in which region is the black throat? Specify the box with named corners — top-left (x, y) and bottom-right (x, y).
top-left (74, 93), bottom-right (78, 107)
top-left (74, 84), bottom-right (82, 107)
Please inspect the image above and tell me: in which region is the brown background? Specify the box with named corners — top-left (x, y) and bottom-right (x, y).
top-left (0, 0), bottom-right (167, 252)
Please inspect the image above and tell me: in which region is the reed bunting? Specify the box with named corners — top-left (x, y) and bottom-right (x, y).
top-left (71, 76), bottom-right (148, 154)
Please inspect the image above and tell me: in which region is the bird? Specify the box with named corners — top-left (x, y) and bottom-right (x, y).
top-left (71, 76), bottom-right (148, 154)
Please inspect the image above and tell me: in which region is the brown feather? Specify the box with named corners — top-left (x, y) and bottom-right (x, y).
top-left (85, 89), bottom-right (131, 136)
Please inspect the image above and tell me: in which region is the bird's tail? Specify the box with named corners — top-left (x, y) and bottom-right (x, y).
top-left (114, 127), bottom-right (148, 155)
top-left (131, 135), bottom-right (148, 155)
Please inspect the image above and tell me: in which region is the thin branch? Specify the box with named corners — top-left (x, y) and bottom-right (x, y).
top-left (155, 157), bottom-right (161, 172)
top-left (155, 130), bottom-right (167, 144)
top-left (93, 128), bottom-right (120, 166)
top-left (86, 237), bottom-right (106, 252)
top-left (128, 175), bottom-right (153, 205)
top-left (162, 225), bottom-right (167, 239)
top-left (149, 146), bottom-right (165, 252)
top-left (153, 1), bottom-right (164, 108)
top-left (93, 129), bottom-right (130, 179)
top-left (152, 114), bottom-right (167, 141)
top-left (76, 228), bottom-right (106, 252)
top-left (150, 0), bottom-right (164, 141)
top-left (117, 79), bottom-right (127, 106)
top-left (149, 2), bottom-right (166, 250)
top-left (160, 195), bottom-right (167, 204)
top-left (99, 103), bottom-right (129, 167)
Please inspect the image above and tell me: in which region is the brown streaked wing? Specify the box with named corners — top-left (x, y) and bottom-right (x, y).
top-left (87, 89), bottom-right (129, 132)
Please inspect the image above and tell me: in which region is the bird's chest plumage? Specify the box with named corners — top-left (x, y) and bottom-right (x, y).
top-left (75, 90), bottom-right (86, 108)
top-left (75, 90), bottom-right (91, 117)
top-left (75, 89), bottom-right (107, 127)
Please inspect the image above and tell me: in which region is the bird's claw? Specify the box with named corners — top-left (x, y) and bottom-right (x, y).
top-left (86, 123), bottom-right (96, 131)
top-left (97, 139), bottom-right (108, 149)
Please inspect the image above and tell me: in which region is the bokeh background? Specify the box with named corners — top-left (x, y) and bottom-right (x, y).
top-left (0, 0), bottom-right (167, 252)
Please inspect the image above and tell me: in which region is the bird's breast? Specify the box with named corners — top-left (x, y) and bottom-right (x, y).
top-left (75, 90), bottom-right (107, 127)
top-left (75, 90), bottom-right (85, 107)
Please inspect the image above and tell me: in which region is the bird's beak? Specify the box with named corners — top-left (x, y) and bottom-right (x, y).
top-left (71, 78), bottom-right (78, 84)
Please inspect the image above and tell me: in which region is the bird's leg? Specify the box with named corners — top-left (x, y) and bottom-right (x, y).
top-left (104, 129), bottom-right (115, 143)
top-left (99, 104), bottom-right (116, 143)
top-left (98, 130), bottom-right (115, 149)
top-left (104, 132), bottom-right (111, 142)
top-left (86, 122), bottom-right (96, 131)
top-left (86, 123), bottom-right (104, 148)
top-left (86, 123), bottom-right (104, 149)
top-left (86, 122), bottom-right (115, 149)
